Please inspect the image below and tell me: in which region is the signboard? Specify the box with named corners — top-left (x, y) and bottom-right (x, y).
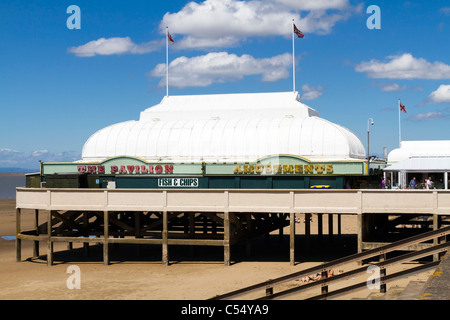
top-left (158, 178), bottom-right (199, 188)
top-left (42, 156), bottom-right (202, 176)
top-left (203, 155), bottom-right (366, 176)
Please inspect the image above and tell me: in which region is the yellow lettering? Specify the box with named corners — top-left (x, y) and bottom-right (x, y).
top-left (283, 164), bottom-right (294, 173)
top-left (295, 165), bottom-right (303, 173)
top-left (326, 164), bottom-right (334, 173)
top-left (233, 165), bottom-right (243, 174)
top-left (273, 165), bottom-right (282, 174)
top-left (304, 165), bottom-right (313, 173)
top-left (265, 165), bottom-right (272, 174)
top-left (244, 165), bottom-right (254, 174)
top-left (314, 165), bottom-right (325, 174)
top-left (255, 165), bottom-right (264, 173)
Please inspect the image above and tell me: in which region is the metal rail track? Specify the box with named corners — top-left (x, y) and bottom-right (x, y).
top-left (210, 226), bottom-right (450, 300)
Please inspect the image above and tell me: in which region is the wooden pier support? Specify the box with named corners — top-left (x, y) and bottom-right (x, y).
top-left (162, 211), bottom-right (169, 266)
top-left (224, 211), bottom-right (230, 266)
top-left (33, 209), bottom-right (39, 257)
top-left (103, 211), bottom-right (109, 265)
top-left (305, 213), bottom-right (311, 255)
top-left (290, 212), bottom-right (295, 266)
top-left (15, 208), bottom-right (21, 262)
top-left (47, 211), bottom-right (53, 266)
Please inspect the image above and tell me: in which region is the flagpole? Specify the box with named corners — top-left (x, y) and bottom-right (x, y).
top-left (292, 19), bottom-right (295, 93)
top-left (398, 99), bottom-right (401, 147)
top-left (166, 26), bottom-right (169, 98)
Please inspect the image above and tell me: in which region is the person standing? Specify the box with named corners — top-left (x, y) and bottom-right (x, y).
top-left (426, 177), bottom-right (433, 190)
top-left (409, 177), bottom-right (416, 189)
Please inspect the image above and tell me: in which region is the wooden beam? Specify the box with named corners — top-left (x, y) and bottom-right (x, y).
top-left (328, 213), bottom-right (333, 241)
top-left (290, 212), bottom-right (295, 266)
top-left (162, 211), bottom-right (169, 266)
top-left (16, 208), bottom-right (21, 262)
top-left (47, 211), bottom-right (53, 266)
top-left (305, 213), bottom-right (310, 255)
top-left (103, 211), bottom-right (109, 265)
top-left (224, 211), bottom-right (230, 266)
top-left (33, 209), bottom-right (39, 258)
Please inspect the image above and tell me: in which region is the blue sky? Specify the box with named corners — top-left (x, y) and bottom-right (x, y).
top-left (1, 0), bottom-right (450, 170)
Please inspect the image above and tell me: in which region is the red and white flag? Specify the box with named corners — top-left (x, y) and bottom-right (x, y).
top-left (399, 101), bottom-right (407, 113)
top-left (294, 24), bottom-right (304, 38)
top-left (167, 32), bottom-right (174, 45)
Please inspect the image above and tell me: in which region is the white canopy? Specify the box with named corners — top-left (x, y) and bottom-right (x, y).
top-left (81, 92), bottom-right (366, 163)
top-left (388, 141), bottom-right (450, 164)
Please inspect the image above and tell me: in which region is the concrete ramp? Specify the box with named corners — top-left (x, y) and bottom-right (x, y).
top-left (421, 253), bottom-right (450, 300)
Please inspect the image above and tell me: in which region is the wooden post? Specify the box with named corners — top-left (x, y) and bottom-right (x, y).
top-left (47, 211), bottom-right (53, 266)
top-left (357, 214), bottom-right (363, 260)
top-left (318, 213), bottom-right (323, 245)
top-left (278, 213), bottom-right (284, 242)
top-left (328, 213), bottom-right (333, 241)
top-left (290, 212), bottom-right (295, 266)
top-left (224, 211), bottom-right (230, 266)
top-left (103, 211), bottom-right (109, 265)
top-left (16, 208), bottom-right (21, 262)
top-left (338, 214), bottom-right (342, 237)
top-left (246, 213), bottom-right (252, 258)
top-left (83, 212), bottom-right (90, 257)
top-left (380, 267), bottom-right (386, 293)
top-left (162, 211), bottom-right (169, 266)
top-left (33, 209), bottom-right (39, 257)
top-left (189, 213), bottom-right (195, 258)
top-left (433, 214), bottom-right (440, 261)
top-left (305, 213), bottom-right (310, 256)
top-left (135, 211), bottom-right (141, 257)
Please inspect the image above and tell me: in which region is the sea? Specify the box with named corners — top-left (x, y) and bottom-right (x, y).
top-left (0, 175), bottom-right (26, 199)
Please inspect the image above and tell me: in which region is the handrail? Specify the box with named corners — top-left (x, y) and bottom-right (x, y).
top-left (210, 226), bottom-right (450, 300)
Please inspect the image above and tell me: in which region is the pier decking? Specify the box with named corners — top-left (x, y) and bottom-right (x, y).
top-left (15, 188), bottom-right (450, 266)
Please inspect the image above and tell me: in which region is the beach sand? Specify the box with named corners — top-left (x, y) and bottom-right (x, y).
top-left (0, 198), bottom-right (434, 300)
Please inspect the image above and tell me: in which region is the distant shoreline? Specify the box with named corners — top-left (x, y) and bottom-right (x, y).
top-left (0, 173), bottom-right (26, 176)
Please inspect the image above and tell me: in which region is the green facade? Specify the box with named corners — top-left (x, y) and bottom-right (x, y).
top-left (35, 155), bottom-right (367, 190)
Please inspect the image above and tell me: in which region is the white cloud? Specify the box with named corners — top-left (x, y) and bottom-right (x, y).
top-left (0, 148), bottom-right (20, 155)
top-left (68, 37), bottom-right (162, 57)
top-left (408, 111), bottom-right (445, 121)
top-left (440, 7), bottom-right (450, 15)
top-left (32, 150), bottom-right (49, 157)
top-left (380, 83), bottom-right (406, 92)
top-left (161, 0), bottom-right (359, 49)
top-left (149, 51), bottom-right (292, 88)
top-left (301, 84), bottom-right (325, 100)
top-left (275, 0), bottom-right (350, 11)
top-left (0, 149), bottom-right (80, 169)
top-left (425, 85), bottom-right (450, 104)
top-left (355, 53), bottom-right (450, 80)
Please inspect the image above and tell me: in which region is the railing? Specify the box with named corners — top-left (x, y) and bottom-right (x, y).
top-left (16, 188), bottom-right (450, 215)
top-left (210, 226), bottom-right (450, 300)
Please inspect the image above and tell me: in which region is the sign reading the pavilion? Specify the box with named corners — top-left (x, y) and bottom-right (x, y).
top-left (41, 156), bottom-right (202, 176)
top-left (77, 163), bottom-right (174, 175)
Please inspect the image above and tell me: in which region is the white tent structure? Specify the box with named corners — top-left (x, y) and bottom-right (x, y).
top-left (385, 141), bottom-right (450, 189)
top-left (80, 91), bottom-right (366, 164)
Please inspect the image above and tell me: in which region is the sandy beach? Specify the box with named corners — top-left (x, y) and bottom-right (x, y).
top-left (0, 198), bottom-right (435, 300)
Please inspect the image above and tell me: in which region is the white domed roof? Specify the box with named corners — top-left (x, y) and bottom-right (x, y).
top-left (81, 92), bottom-right (365, 163)
top-left (388, 140), bottom-right (450, 163)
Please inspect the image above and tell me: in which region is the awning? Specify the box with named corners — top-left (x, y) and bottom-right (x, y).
top-left (384, 157), bottom-right (450, 172)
